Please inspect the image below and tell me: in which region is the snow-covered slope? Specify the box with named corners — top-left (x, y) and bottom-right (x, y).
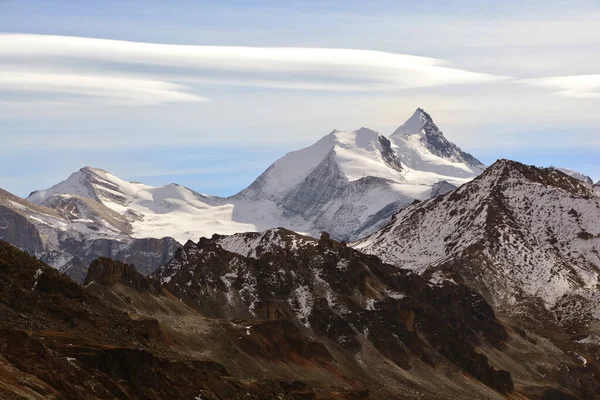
top-left (390, 108), bottom-right (485, 178)
top-left (235, 108), bottom-right (484, 239)
top-left (25, 108), bottom-right (485, 242)
top-left (556, 167), bottom-right (594, 184)
top-left (28, 166), bottom-right (257, 243)
top-left (1, 187), bottom-right (179, 281)
top-left (355, 160), bottom-right (600, 325)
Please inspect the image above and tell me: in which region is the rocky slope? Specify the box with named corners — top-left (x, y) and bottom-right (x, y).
top-left (2, 226), bottom-right (600, 398)
top-left (24, 108), bottom-right (484, 244)
top-left (1, 239), bottom-right (379, 399)
top-left (148, 229), bottom-right (600, 399)
top-left (355, 160), bottom-right (600, 330)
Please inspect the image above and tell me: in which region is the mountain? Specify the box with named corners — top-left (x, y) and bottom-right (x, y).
top-left (355, 159), bottom-right (600, 328)
top-left (0, 186), bottom-right (179, 282)
top-left (556, 167), bottom-right (594, 184)
top-left (145, 229), bottom-right (597, 399)
top-left (24, 108), bottom-right (485, 246)
top-left (0, 240), bottom-right (373, 399)
top-left (389, 108), bottom-right (485, 177)
top-left (2, 224), bottom-right (600, 397)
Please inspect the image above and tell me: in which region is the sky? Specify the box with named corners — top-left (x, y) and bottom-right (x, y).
top-left (1, 0), bottom-right (599, 197)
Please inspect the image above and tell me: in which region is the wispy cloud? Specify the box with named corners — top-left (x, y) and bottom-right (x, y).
top-left (520, 75), bottom-right (600, 99)
top-left (0, 71), bottom-right (207, 106)
top-left (0, 33), bottom-right (504, 106)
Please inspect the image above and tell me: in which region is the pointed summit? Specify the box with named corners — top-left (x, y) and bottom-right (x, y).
top-left (391, 107), bottom-right (431, 137)
top-left (388, 108), bottom-right (485, 175)
top-left (27, 166), bottom-right (131, 205)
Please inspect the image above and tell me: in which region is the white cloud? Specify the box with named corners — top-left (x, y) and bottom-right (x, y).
top-left (520, 75), bottom-right (600, 99)
top-left (0, 71), bottom-right (208, 106)
top-left (0, 33), bottom-right (504, 106)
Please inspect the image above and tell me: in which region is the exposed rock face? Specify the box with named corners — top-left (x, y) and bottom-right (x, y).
top-left (0, 204), bottom-right (44, 253)
top-left (416, 108), bottom-right (484, 168)
top-left (84, 257), bottom-right (162, 293)
top-left (281, 150), bottom-right (348, 220)
top-left (0, 240), bottom-right (373, 399)
top-left (41, 192), bottom-right (132, 234)
top-left (152, 228), bottom-right (513, 394)
top-left (378, 134), bottom-right (403, 171)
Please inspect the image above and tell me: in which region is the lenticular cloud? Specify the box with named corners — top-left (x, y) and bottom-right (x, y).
top-left (0, 33), bottom-right (503, 106)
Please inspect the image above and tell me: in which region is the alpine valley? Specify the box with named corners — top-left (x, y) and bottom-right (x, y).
top-left (1, 108), bottom-right (600, 399)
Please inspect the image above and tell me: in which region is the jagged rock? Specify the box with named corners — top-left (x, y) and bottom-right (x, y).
top-left (152, 228), bottom-right (513, 394)
top-left (84, 257), bottom-right (162, 293)
top-left (0, 240), bottom-right (371, 399)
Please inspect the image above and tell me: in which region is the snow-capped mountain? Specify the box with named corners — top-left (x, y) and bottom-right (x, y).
top-left (0, 186), bottom-right (179, 281)
top-left (27, 166), bottom-right (258, 243)
top-left (355, 159), bottom-right (600, 326)
top-left (389, 108), bottom-right (485, 177)
top-left (25, 108), bottom-right (485, 245)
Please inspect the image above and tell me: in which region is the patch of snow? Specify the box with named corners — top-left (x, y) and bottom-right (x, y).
top-left (290, 285), bottom-right (313, 327)
top-left (32, 268), bottom-right (43, 291)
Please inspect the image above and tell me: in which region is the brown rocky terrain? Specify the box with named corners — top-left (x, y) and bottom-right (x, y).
top-left (1, 224), bottom-right (599, 398)
top-left (0, 240), bottom-right (367, 399)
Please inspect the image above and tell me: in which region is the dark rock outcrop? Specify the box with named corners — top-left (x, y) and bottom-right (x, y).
top-left (84, 257), bottom-right (162, 293)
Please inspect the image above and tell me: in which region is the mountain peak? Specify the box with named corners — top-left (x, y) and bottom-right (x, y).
top-left (79, 166), bottom-right (108, 175)
top-left (391, 107), bottom-right (432, 137)
top-left (389, 108), bottom-right (485, 172)
top-left (27, 165), bottom-right (130, 205)
top-left (484, 160), bottom-right (592, 189)
top-left (355, 158), bottom-right (600, 313)
top-left (415, 107), bottom-right (433, 121)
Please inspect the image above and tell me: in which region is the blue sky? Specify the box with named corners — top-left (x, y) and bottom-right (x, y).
top-left (1, 0), bottom-right (599, 196)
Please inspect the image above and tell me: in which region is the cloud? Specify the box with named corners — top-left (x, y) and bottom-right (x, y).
top-left (520, 75), bottom-right (600, 99)
top-left (0, 71), bottom-right (208, 106)
top-left (0, 33), bottom-right (504, 106)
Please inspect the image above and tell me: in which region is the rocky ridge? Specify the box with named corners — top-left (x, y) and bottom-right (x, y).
top-left (355, 159), bottom-right (600, 330)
